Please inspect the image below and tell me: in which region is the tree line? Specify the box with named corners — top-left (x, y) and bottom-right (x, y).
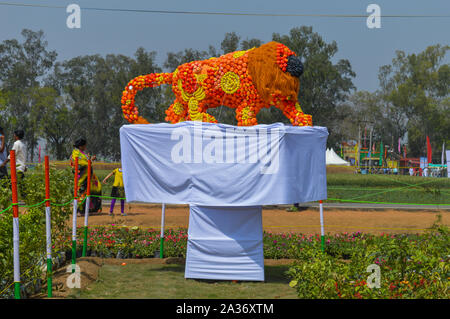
top-left (0, 28), bottom-right (448, 161)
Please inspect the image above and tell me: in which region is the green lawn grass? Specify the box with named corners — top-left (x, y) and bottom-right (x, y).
top-left (68, 262), bottom-right (298, 299)
top-left (327, 173), bottom-right (450, 188)
top-left (326, 173), bottom-right (450, 205)
top-left (327, 186), bottom-right (449, 205)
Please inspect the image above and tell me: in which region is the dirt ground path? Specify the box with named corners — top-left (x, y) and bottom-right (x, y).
top-left (78, 204), bottom-right (449, 235)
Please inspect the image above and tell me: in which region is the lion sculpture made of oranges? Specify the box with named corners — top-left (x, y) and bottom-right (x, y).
top-left (121, 41), bottom-right (312, 127)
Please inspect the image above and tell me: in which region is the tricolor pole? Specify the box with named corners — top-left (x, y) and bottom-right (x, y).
top-left (10, 150), bottom-right (21, 299)
top-left (82, 159), bottom-right (91, 257)
top-left (72, 158), bottom-right (78, 273)
top-left (160, 203), bottom-right (165, 258)
top-left (319, 200), bottom-right (325, 252)
top-left (44, 156), bottom-right (52, 297)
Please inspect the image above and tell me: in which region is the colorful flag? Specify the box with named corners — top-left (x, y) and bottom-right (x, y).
top-left (398, 138), bottom-right (401, 153)
top-left (379, 142), bottom-right (383, 165)
top-left (364, 128), bottom-right (367, 148)
top-left (427, 136), bottom-right (432, 164)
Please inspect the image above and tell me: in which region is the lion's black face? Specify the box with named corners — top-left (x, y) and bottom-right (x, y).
top-left (286, 55), bottom-right (304, 77)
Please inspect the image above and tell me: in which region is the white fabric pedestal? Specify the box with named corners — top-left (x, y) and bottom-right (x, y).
top-left (185, 205), bottom-right (264, 281)
top-left (119, 122), bottom-right (329, 281)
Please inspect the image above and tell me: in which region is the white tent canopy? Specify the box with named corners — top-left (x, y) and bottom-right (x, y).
top-left (326, 148), bottom-right (350, 166)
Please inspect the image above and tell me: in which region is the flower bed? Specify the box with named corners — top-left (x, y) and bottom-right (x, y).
top-left (57, 226), bottom-right (188, 259)
top-left (1, 221), bottom-right (448, 299)
top-left (286, 226), bottom-right (449, 299)
top-left (55, 224), bottom-right (450, 299)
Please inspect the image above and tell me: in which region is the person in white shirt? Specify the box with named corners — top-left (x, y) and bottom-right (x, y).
top-left (409, 167), bottom-right (414, 176)
top-left (0, 126), bottom-right (7, 179)
top-left (0, 130), bottom-right (27, 198)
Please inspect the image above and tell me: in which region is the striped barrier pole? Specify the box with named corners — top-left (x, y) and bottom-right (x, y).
top-left (319, 200), bottom-right (325, 252)
top-left (82, 159), bottom-right (91, 257)
top-left (72, 157), bottom-right (78, 273)
top-left (10, 150), bottom-right (21, 299)
top-left (160, 203), bottom-right (165, 258)
top-left (44, 156), bottom-right (52, 297)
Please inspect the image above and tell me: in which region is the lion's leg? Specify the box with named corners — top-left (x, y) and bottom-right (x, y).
top-left (187, 98), bottom-right (218, 123)
top-left (165, 99), bottom-right (188, 124)
top-left (281, 102), bottom-right (312, 126)
top-left (198, 99), bottom-right (218, 123)
top-left (201, 112), bottom-right (218, 123)
top-left (236, 103), bottom-right (258, 126)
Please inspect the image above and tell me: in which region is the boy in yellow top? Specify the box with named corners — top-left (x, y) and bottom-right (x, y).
top-left (102, 167), bottom-right (126, 216)
top-left (71, 138), bottom-right (102, 214)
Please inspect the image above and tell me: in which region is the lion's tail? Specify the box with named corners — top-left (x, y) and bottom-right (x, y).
top-left (121, 73), bottom-right (173, 124)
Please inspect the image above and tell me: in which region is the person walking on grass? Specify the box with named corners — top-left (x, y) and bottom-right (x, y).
top-left (0, 130), bottom-right (27, 197)
top-left (102, 167), bottom-right (126, 216)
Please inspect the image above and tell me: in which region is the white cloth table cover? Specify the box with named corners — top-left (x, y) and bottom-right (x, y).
top-left (120, 121), bottom-right (328, 206)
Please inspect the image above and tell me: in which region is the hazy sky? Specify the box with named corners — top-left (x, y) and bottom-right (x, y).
top-left (0, 0), bottom-right (449, 92)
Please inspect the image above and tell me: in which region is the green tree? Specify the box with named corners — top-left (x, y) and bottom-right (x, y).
top-left (164, 48), bottom-right (210, 71)
top-left (337, 90), bottom-right (407, 156)
top-left (30, 87), bottom-right (75, 160)
top-left (332, 91), bottom-right (381, 147)
top-left (0, 89), bottom-right (13, 151)
top-left (379, 44), bottom-right (449, 158)
top-left (241, 38), bottom-right (262, 51)
top-left (0, 29), bottom-right (57, 161)
top-left (221, 32), bottom-right (240, 54)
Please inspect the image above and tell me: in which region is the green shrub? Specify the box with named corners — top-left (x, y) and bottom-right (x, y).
top-left (0, 165), bottom-right (73, 298)
top-left (286, 223), bottom-right (450, 299)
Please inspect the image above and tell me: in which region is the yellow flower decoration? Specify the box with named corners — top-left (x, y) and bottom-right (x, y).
top-left (193, 86), bottom-right (206, 100)
top-left (233, 48), bottom-right (254, 58)
top-left (173, 102), bottom-right (184, 115)
top-left (194, 73), bottom-right (207, 83)
top-left (221, 72), bottom-right (240, 94)
top-left (233, 51), bottom-right (246, 59)
top-left (188, 99), bottom-right (203, 121)
top-left (295, 102), bottom-right (303, 112)
top-left (241, 106), bottom-right (252, 120)
top-left (188, 98), bottom-right (199, 111)
top-left (178, 79), bottom-right (206, 102)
